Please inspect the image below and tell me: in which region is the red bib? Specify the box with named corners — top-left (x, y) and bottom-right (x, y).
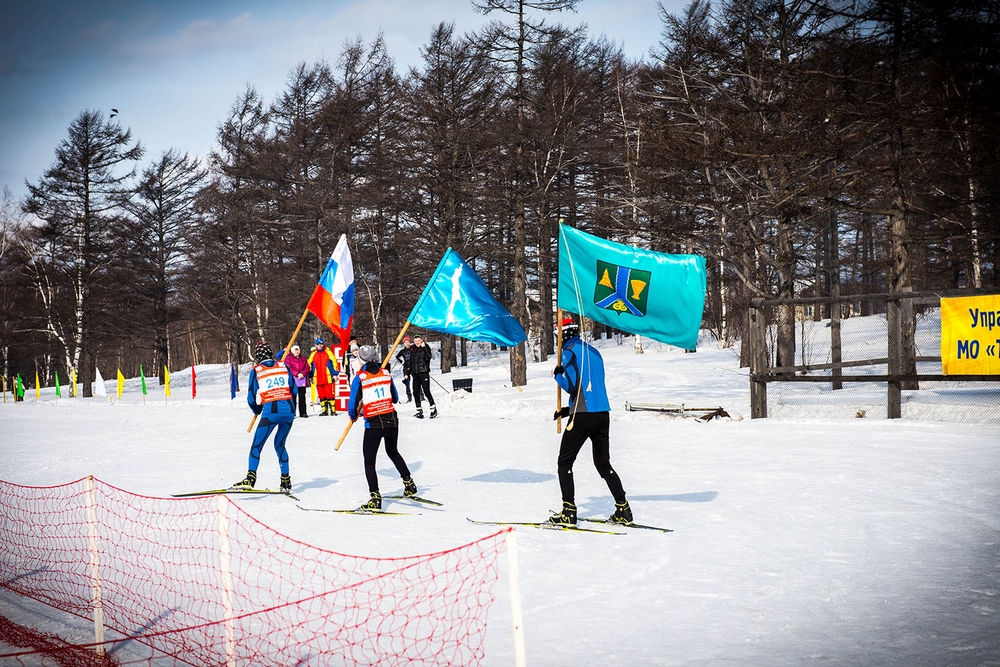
top-left (358, 369), bottom-right (394, 418)
top-left (255, 362), bottom-right (293, 404)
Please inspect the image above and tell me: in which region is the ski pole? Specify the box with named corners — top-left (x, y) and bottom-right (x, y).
top-left (431, 375), bottom-right (451, 394)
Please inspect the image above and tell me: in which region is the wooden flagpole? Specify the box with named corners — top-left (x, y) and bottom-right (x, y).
top-left (334, 321), bottom-right (412, 451)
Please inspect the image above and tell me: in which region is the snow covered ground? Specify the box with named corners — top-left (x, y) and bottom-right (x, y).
top-left (2, 329), bottom-right (999, 666)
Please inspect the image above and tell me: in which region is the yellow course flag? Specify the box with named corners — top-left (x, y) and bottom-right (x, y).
top-left (35, 370), bottom-right (40, 399)
top-left (164, 365), bottom-right (171, 397)
top-left (117, 369), bottom-right (125, 399)
top-left (940, 294), bottom-right (1000, 375)
top-left (72, 368), bottom-right (77, 397)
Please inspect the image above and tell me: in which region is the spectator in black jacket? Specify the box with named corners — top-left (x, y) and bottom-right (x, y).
top-left (410, 335), bottom-right (436, 419)
top-left (395, 335), bottom-right (414, 403)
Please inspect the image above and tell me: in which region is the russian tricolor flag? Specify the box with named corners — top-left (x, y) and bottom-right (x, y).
top-left (307, 234), bottom-right (355, 343)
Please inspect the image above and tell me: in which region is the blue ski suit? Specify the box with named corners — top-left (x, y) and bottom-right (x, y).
top-left (552, 336), bottom-right (625, 505)
top-left (247, 359), bottom-right (297, 476)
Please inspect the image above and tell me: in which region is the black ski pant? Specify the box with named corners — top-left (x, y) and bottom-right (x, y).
top-left (362, 426), bottom-right (411, 494)
top-left (296, 386), bottom-right (309, 417)
top-left (556, 411), bottom-right (626, 505)
top-left (413, 373), bottom-right (434, 409)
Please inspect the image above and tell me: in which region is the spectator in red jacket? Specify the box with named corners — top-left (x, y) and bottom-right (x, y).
top-left (309, 338), bottom-right (340, 416)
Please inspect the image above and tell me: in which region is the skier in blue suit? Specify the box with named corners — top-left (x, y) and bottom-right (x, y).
top-left (233, 341), bottom-right (298, 493)
top-left (549, 317), bottom-right (631, 526)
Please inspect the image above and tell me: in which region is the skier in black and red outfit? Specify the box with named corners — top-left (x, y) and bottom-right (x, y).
top-left (347, 344), bottom-right (418, 510)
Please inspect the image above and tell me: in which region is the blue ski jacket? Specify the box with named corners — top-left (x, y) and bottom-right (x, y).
top-left (247, 359), bottom-right (298, 418)
top-left (554, 336), bottom-right (610, 413)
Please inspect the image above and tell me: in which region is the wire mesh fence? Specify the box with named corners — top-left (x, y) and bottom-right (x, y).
top-left (748, 289), bottom-right (1000, 424)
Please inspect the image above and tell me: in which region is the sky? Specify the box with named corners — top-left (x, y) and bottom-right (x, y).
top-left (0, 0), bottom-right (682, 204)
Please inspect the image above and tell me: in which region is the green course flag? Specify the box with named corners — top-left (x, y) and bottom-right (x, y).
top-left (16, 373), bottom-right (25, 399)
top-left (557, 224), bottom-right (707, 350)
top-left (55, 371), bottom-right (61, 397)
top-left (140, 365), bottom-right (147, 395)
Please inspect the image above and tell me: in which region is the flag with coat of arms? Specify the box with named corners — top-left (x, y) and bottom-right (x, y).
top-left (557, 224), bottom-right (706, 350)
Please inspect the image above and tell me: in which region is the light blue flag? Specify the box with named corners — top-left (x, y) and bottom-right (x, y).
top-left (558, 224), bottom-right (707, 349)
top-left (409, 249), bottom-right (527, 347)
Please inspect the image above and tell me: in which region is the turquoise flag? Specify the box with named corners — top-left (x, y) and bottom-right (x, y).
top-left (409, 249), bottom-right (527, 347)
top-left (558, 224), bottom-right (706, 349)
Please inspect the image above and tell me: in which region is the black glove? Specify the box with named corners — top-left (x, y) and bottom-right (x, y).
top-left (553, 365), bottom-right (565, 376)
top-left (553, 406), bottom-right (570, 420)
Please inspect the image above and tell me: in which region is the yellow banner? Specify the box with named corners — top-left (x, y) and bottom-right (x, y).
top-left (941, 294), bottom-right (1000, 375)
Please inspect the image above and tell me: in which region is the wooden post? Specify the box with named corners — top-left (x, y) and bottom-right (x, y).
top-left (506, 528), bottom-right (527, 667)
top-left (749, 304), bottom-right (769, 419)
top-left (900, 286), bottom-right (919, 391)
top-left (85, 476), bottom-right (106, 657)
top-left (218, 496), bottom-right (237, 667)
top-left (830, 289), bottom-right (843, 391)
top-left (828, 207), bottom-right (842, 390)
top-left (887, 297), bottom-right (902, 419)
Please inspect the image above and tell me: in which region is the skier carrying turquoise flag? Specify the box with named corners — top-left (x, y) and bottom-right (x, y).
top-left (548, 223), bottom-right (707, 527)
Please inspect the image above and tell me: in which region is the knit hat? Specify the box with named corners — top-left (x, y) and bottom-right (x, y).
top-left (561, 317), bottom-right (579, 338)
top-left (315, 337), bottom-right (325, 346)
top-left (403, 335), bottom-right (411, 343)
top-left (254, 341), bottom-right (274, 363)
top-left (358, 345), bottom-right (378, 363)
top-left (291, 344), bottom-right (300, 354)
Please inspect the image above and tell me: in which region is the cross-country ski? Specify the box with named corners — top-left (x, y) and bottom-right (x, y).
top-left (578, 517), bottom-right (673, 533)
top-left (466, 518), bottom-right (626, 535)
top-left (383, 494), bottom-right (443, 506)
top-left (172, 488), bottom-right (299, 501)
top-left (298, 505), bottom-right (412, 516)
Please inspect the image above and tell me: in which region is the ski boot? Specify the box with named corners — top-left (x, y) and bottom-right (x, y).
top-left (414, 409), bottom-right (424, 419)
top-left (548, 501), bottom-right (577, 526)
top-left (609, 500), bottom-right (633, 525)
top-left (232, 470), bottom-right (256, 490)
top-left (327, 400), bottom-right (338, 416)
top-left (358, 492), bottom-right (382, 511)
top-left (403, 477), bottom-right (417, 497)
top-left (320, 402), bottom-right (330, 416)
top-left (280, 474), bottom-right (292, 493)
top-left (430, 405), bottom-right (438, 419)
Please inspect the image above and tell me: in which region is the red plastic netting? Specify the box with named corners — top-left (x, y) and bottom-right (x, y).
top-left (0, 477), bottom-right (509, 666)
